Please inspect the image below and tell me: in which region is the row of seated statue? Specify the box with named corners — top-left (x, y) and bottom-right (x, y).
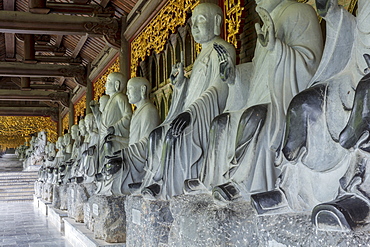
top-left (23, 0), bottom-right (370, 232)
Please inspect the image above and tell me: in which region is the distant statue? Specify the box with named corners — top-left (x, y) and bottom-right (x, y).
top-left (90, 94), bottom-right (110, 132)
top-left (141, 3), bottom-right (235, 199)
top-left (80, 113), bottom-right (100, 183)
top-left (70, 118), bottom-right (89, 183)
top-left (96, 72), bottom-right (132, 173)
top-left (185, 0), bottom-right (323, 202)
top-left (251, 0), bottom-right (370, 228)
top-left (100, 77), bottom-right (160, 195)
top-left (60, 124), bottom-right (80, 184)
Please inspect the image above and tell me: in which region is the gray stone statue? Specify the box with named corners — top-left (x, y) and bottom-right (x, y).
top-left (141, 3), bottom-right (235, 199)
top-left (185, 0), bottom-right (323, 202)
top-left (251, 0), bottom-right (370, 230)
top-left (90, 94), bottom-right (110, 132)
top-left (80, 113), bottom-right (99, 183)
top-left (94, 72), bottom-right (132, 174)
top-left (101, 77), bottom-right (161, 195)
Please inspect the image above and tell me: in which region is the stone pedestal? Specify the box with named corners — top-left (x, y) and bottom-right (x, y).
top-left (42, 182), bottom-right (53, 202)
top-left (64, 217), bottom-right (126, 247)
top-left (52, 184), bottom-right (68, 210)
top-left (168, 194), bottom-right (258, 246)
top-left (125, 195), bottom-right (173, 247)
top-left (48, 206), bottom-right (68, 233)
top-left (34, 181), bottom-right (43, 197)
top-left (33, 194), bottom-right (39, 208)
top-left (168, 194), bottom-right (370, 246)
top-left (84, 194), bottom-right (126, 243)
top-left (38, 198), bottom-right (51, 216)
top-left (68, 183), bottom-right (96, 222)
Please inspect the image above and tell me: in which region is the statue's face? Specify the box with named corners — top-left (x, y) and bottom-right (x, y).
top-left (85, 117), bottom-right (94, 132)
top-left (105, 74), bottom-right (116, 95)
top-left (191, 6), bottom-right (216, 44)
top-left (126, 81), bottom-right (142, 105)
top-left (71, 126), bottom-right (78, 139)
top-left (79, 121), bottom-right (87, 136)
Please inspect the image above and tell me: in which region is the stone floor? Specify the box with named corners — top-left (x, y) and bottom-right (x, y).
top-left (0, 152), bottom-right (72, 247)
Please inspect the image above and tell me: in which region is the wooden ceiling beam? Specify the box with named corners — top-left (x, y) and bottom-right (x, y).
top-left (72, 34), bottom-right (89, 58)
top-left (35, 55), bottom-right (82, 65)
top-left (4, 0), bottom-right (15, 61)
top-left (0, 106), bottom-right (58, 120)
top-left (0, 62), bottom-right (86, 87)
top-left (0, 10), bottom-right (120, 48)
top-left (0, 89), bottom-right (69, 107)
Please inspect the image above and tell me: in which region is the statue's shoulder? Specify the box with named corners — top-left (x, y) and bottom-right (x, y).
top-left (282, 1), bottom-right (316, 16)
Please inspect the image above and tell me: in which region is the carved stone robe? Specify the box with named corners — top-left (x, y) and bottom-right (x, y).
top-left (143, 36), bottom-right (234, 199)
top-left (279, 0), bottom-right (370, 211)
top-left (200, 1), bottom-right (323, 198)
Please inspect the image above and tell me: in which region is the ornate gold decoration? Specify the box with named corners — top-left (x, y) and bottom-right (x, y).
top-left (62, 114), bottom-right (69, 133)
top-left (0, 116), bottom-right (57, 149)
top-left (224, 0), bottom-right (244, 48)
top-left (130, 0), bottom-right (200, 77)
top-left (74, 95), bottom-right (87, 124)
top-left (93, 57), bottom-right (120, 101)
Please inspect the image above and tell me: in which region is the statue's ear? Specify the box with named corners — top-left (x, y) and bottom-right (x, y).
top-left (141, 85), bottom-right (147, 99)
top-left (114, 80), bottom-right (120, 92)
top-left (214, 14), bottom-right (222, 36)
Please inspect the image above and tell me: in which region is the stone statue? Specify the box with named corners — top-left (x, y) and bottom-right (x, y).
top-left (67, 119), bottom-right (88, 183)
top-left (96, 72), bottom-right (132, 173)
top-left (312, 60), bottom-right (370, 231)
top-left (90, 94), bottom-right (110, 132)
top-left (185, 0), bottom-right (323, 202)
top-left (80, 113), bottom-right (99, 183)
top-left (59, 124), bottom-right (80, 184)
top-left (100, 77), bottom-right (160, 195)
top-left (251, 0), bottom-right (370, 220)
top-left (141, 3), bottom-right (235, 199)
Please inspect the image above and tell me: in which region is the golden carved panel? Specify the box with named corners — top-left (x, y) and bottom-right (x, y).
top-left (74, 95), bottom-right (86, 124)
top-left (224, 0), bottom-right (244, 48)
top-left (93, 57), bottom-right (120, 101)
top-left (62, 114), bottom-right (69, 133)
top-left (0, 116), bottom-right (57, 149)
top-left (130, 0), bottom-right (200, 77)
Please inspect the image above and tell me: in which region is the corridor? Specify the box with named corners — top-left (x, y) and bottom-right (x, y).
top-left (0, 153), bottom-right (72, 247)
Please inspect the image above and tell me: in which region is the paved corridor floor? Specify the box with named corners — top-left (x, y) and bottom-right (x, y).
top-left (0, 201), bottom-right (72, 247)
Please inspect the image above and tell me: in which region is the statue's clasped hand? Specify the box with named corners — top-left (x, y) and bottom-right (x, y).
top-left (170, 112), bottom-right (191, 137)
top-left (214, 43), bottom-right (235, 83)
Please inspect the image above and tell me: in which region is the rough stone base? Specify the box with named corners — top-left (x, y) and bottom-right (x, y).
top-left (84, 194), bottom-right (126, 243)
top-left (47, 206), bottom-right (68, 233)
top-left (38, 199), bottom-right (51, 216)
top-left (67, 183), bottom-right (96, 222)
top-left (64, 217), bottom-right (126, 247)
top-left (42, 183), bottom-right (53, 202)
top-left (52, 184), bottom-right (68, 210)
top-left (168, 194), bottom-right (370, 246)
top-left (33, 194), bottom-right (39, 208)
top-left (125, 195), bottom-right (173, 247)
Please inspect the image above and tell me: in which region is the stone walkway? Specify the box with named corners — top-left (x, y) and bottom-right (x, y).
top-left (0, 153), bottom-right (72, 247)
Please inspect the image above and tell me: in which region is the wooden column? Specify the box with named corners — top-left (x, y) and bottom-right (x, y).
top-left (120, 17), bottom-right (129, 79)
top-left (21, 77), bottom-right (31, 88)
top-left (58, 107), bottom-right (63, 136)
top-left (69, 97), bottom-right (75, 128)
top-left (85, 63), bottom-right (93, 114)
